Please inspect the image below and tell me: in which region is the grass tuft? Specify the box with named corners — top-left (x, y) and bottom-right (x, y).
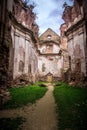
top-left (54, 82), bottom-right (87, 130)
top-left (1, 83), bottom-right (47, 109)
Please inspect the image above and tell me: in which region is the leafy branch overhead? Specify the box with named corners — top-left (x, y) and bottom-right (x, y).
top-left (22, 0), bottom-right (36, 9)
top-left (62, 0), bottom-right (74, 8)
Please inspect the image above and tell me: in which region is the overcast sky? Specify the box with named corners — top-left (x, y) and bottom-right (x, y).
top-left (29, 0), bottom-right (73, 35)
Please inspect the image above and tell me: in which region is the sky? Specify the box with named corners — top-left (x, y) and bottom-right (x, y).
top-left (29, 0), bottom-right (73, 35)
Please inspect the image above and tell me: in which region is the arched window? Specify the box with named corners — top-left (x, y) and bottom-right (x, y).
top-left (47, 35), bottom-right (51, 39)
top-left (28, 64), bottom-right (31, 73)
top-left (42, 63), bottom-right (45, 72)
top-left (19, 60), bottom-right (24, 72)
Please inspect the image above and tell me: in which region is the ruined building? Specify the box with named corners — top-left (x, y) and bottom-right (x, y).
top-left (0, 0), bottom-right (39, 87)
top-left (0, 0), bottom-right (87, 89)
top-left (61, 0), bottom-right (87, 85)
top-left (37, 28), bottom-right (63, 82)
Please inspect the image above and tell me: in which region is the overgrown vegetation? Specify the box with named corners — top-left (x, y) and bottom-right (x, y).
top-left (1, 83), bottom-right (47, 109)
top-left (0, 117), bottom-right (25, 130)
top-left (54, 82), bottom-right (87, 130)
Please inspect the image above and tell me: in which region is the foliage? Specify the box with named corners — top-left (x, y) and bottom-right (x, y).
top-left (62, 0), bottom-right (74, 9)
top-left (62, 2), bottom-right (68, 8)
top-left (22, 0), bottom-right (36, 9)
top-left (54, 82), bottom-right (87, 130)
top-left (1, 83), bottom-right (47, 109)
top-left (0, 117), bottom-right (25, 130)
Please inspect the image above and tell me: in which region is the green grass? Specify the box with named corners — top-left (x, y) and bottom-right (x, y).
top-left (0, 117), bottom-right (25, 130)
top-left (1, 83), bottom-right (47, 109)
top-left (54, 82), bottom-right (87, 130)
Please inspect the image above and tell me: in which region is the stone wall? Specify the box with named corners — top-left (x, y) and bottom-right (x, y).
top-left (38, 43), bottom-right (61, 54)
top-left (66, 23), bottom-right (86, 82)
top-left (0, 0), bottom-right (14, 88)
top-left (60, 23), bottom-right (69, 80)
top-left (13, 0), bottom-right (39, 40)
top-left (62, 0), bottom-right (87, 85)
top-left (11, 0), bottom-right (39, 85)
top-left (38, 28), bottom-right (63, 81)
top-left (38, 55), bottom-right (63, 78)
top-left (0, 0), bottom-right (39, 87)
top-left (39, 28), bottom-right (60, 43)
top-left (11, 24), bottom-right (38, 85)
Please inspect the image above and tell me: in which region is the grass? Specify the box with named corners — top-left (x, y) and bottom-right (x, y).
top-left (1, 83), bottom-right (47, 109)
top-left (0, 117), bottom-right (25, 130)
top-left (53, 82), bottom-right (87, 130)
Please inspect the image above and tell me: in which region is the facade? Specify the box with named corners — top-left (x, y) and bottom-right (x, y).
top-left (61, 0), bottom-right (87, 84)
top-left (0, 0), bottom-right (87, 88)
top-left (0, 0), bottom-right (39, 87)
top-left (38, 28), bottom-right (63, 82)
top-left (11, 0), bottom-right (39, 84)
top-left (11, 19), bottom-right (38, 84)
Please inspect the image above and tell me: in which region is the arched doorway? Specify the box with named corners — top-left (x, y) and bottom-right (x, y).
top-left (46, 72), bottom-right (53, 82)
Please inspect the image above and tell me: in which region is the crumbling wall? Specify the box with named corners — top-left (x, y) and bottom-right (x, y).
top-left (13, 0), bottom-right (39, 40)
top-left (60, 23), bottom-right (70, 82)
top-left (0, 0), bottom-right (39, 88)
top-left (0, 0), bottom-right (14, 88)
top-left (38, 28), bottom-right (63, 81)
top-left (11, 0), bottom-right (39, 85)
top-left (62, 0), bottom-right (87, 86)
top-left (38, 55), bottom-right (63, 79)
top-left (66, 23), bottom-right (86, 83)
top-left (11, 24), bottom-right (38, 85)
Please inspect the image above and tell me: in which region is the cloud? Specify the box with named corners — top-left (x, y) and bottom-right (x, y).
top-left (29, 0), bottom-right (73, 35)
top-left (49, 8), bottom-right (61, 17)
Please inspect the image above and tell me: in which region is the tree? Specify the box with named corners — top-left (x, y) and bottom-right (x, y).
top-left (62, 2), bottom-right (68, 8)
top-left (22, 0), bottom-right (36, 9)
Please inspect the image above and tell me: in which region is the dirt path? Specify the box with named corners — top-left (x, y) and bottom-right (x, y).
top-left (0, 83), bottom-right (57, 130)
